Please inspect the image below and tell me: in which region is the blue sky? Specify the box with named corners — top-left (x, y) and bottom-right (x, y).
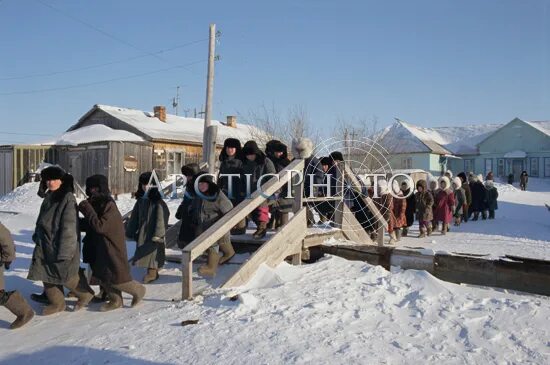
top-left (0, 0), bottom-right (549, 143)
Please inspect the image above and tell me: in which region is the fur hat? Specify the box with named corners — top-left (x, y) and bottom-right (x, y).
top-left (41, 166), bottom-right (65, 181)
top-left (445, 170), bottom-right (453, 179)
top-left (181, 163), bottom-right (200, 177)
top-left (416, 179), bottom-right (427, 190)
top-left (485, 180), bottom-right (494, 188)
top-left (242, 140), bottom-right (262, 156)
top-left (136, 172), bottom-right (161, 201)
top-left (477, 174), bottom-right (484, 183)
top-left (329, 151), bottom-right (344, 162)
top-left (400, 179), bottom-right (411, 190)
top-left (220, 138), bottom-right (243, 161)
top-left (452, 177), bottom-right (462, 189)
top-left (438, 176), bottom-right (451, 190)
top-left (320, 157), bottom-right (332, 166)
top-left (85, 174), bottom-right (110, 196)
top-left (457, 172), bottom-right (467, 183)
top-left (196, 172), bottom-right (220, 196)
top-left (427, 175), bottom-right (439, 190)
top-left (292, 138), bottom-right (314, 159)
top-left (392, 179), bottom-right (402, 195)
top-left (271, 141), bottom-right (287, 153)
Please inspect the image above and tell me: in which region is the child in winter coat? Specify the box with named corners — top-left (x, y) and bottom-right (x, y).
top-left (520, 171), bottom-right (528, 191)
top-left (485, 180), bottom-right (499, 219)
top-left (28, 166), bottom-right (94, 315)
top-left (452, 177), bottom-right (466, 226)
top-left (390, 180), bottom-right (407, 242)
top-left (176, 163), bottom-right (200, 249)
top-left (470, 174), bottom-right (488, 221)
top-left (415, 180), bottom-right (434, 237)
top-left (265, 140), bottom-right (293, 230)
top-left (457, 172), bottom-right (471, 223)
top-left (401, 180), bottom-right (416, 237)
top-left (78, 175), bottom-right (146, 311)
top-left (126, 172), bottom-right (170, 284)
top-left (0, 222), bottom-right (34, 329)
top-left (428, 176), bottom-right (440, 231)
top-left (434, 176), bottom-right (456, 235)
top-left (374, 180), bottom-right (395, 243)
top-left (218, 138), bottom-right (247, 235)
top-left (191, 174), bottom-right (234, 276)
top-left (242, 141), bottom-right (277, 238)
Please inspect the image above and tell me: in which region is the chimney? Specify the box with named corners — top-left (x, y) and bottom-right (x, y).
top-left (154, 106), bottom-right (166, 122)
top-left (226, 115), bottom-right (237, 128)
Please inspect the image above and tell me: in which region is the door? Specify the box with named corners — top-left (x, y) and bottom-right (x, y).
top-left (512, 159), bottom-right (523, 181)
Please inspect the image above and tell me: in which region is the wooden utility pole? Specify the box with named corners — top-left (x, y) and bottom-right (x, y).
top-left (202, 23), bottom-right (216, 174)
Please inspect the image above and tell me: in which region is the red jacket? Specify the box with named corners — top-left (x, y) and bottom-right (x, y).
top-left (434, 189), bottom-right (456, 224)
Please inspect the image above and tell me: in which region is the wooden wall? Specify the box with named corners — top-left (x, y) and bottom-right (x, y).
top-left (109, 142), bottom-right (153, 195)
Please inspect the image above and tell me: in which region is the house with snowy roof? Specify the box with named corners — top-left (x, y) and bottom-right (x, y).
top-left (379, 117), bottom-right (550, 181)
top-left (0, 104), bottom-right (262, 195)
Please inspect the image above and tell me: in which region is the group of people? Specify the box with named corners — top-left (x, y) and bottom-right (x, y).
top-left (0, 166), bottom-right (172, 329)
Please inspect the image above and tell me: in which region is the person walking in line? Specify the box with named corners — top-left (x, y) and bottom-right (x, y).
top-left (126, 172), bottom-right (170, 284)
top-left (0, 222), bottom-right (34, 328)
top-left (485, 179), bottom-right (499, 219)
top-left (28, 166), bottom-right (94, 315)
top-left (452, 177), bottom-right (466, 226)
top-left (401, 180), bottom-right (416, 237)
top-left (433, 176), bottom-right (456, 235)
top-left (520, 171), bottom-right (528, 191)
top-left (415, 180), bottom-right (434, 238)
top-left (79, 175), bottom-right (146, 311)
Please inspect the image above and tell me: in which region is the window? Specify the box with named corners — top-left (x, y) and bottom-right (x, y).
top-left (401, 157), bottom-right (412, 169)
top-left (166, 151), bottom-right (184, 175)
top-left (497, 159), bottom-right (504, 177)
top-left (464, 159), bottom-right (474, 173)
top-left (484, 159), bottom-right (493, 176)
top-left (530, 157), bottom-right (539, 177)
top-left (545, 158), bottom-right (550, 177)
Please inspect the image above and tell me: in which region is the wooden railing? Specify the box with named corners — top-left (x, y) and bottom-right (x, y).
top-left (181, 158), bottom-right (305, 299)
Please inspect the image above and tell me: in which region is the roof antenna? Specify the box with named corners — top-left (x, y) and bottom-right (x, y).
top-left (172, 86), bottom-right (180, 115)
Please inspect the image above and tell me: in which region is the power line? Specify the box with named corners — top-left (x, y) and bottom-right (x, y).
top-left (34, 0), bottom-right (165, 61)
top-left (0, 59), bottom-right (206, 96)
top-left (0, 38), bottom-right (207, 81)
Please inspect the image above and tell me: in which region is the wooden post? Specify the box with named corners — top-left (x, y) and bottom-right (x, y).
top-left (181, 251), bottom-right (193, 300)
top-left (204, 125), bottom-right (218, 174)
top-left (202, 23), bottom-right (216, 164)
top-left (292, 170), bottom-right (304, 213)
top-left (377, 226), bottom-right (384, 246)
top-left (332, 161), bottom-right (346, 229)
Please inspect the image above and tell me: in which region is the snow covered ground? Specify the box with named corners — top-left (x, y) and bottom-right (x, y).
top-left (0, 181), bottom-right (549, 364)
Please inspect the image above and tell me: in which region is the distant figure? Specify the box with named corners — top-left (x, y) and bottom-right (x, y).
top-left (486, 171), bottom-right (494, 181)
top-left (452, 177), bottom-right (466, 227)
top-left (507, 173), bottom-right (514, 185)
top-left (415, 180), bottom-right (434, 238)
top-left (520, 171), bottom-right (528, 191)
top-left (484, 180), bottom-right (499, 219)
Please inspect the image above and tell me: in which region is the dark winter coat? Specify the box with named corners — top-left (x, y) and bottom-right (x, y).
top-left (403, 188), bottom-right (416, 227)
top-left (268, 144), bottom-right (294, 213)
top-left (453, 187), bottom-right (466, 216)
top-left (0, 222), bottom-right (15, 291)
top-left (189, 176), bottom-right (233, 247)
top-left (470, 181), bottom-right (487, 212)
top-left (520, 172), bottom-right (528, 188)
top-left (485, 184), bottom-right (499, 211)
top-left (304, 156), bottom-right (324, 198)
top-left (434, 189), bottom-right (456, 224)
top-left (125, 193), bottom-right (169, 269)
top-left (241, 141), bottom-right (276, 207)
top-left (218, 154), bottom-right (244, 203)
top-left (79, 197), bottom-right (132, 285)
top-left (415, 180), bottom-right (434, 222)
top-left (28, 185), bottom-right (80, 285)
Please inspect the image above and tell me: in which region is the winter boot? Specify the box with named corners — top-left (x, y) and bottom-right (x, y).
top-left (427, 226), bottom-right (433, 236)
top-left (252, 222), bottom-right (268, 239)
top-left (1, 290), bottom-right (34, 329)
top-left (92, 286), bottom-right (108, 303)
top-left (218, 241), bottom-right (236, 265)
top-left (402, 227), bottom-right (408, 237)
top-left (395, 229), bottom-right (402, 242)
top-left (388, 231), bottom-right (397, 244)
top-left (100, 288), bottom-right (123, 312)
top-left (112, 281), bottom-right (146, 307)
top-left (30, 291), bottom-right (50, 305)
top-left (143, 268), bottom-right (159, 284)
top-left (65, 275), bottom-right (94, 312)
top-left (473, 212), bottom-right (479, 221)
top-left (198, 248), bottom-right (220, 277)
top-left (417, 227), bottom-right (426, 238)
top-left (441, 223), bottom-right (448, 235)
top-left (42, 284), bottom-right (66, 316)
top-left (230, 219), bottom-right (247, 235)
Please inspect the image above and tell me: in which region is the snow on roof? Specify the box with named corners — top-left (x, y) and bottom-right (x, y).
top-left (70, 104), bottom-right (262, 145)
top-left (524, 120), bottom-right (550, 137)
top-left (503, 150), bottom-right (527, 158)
top-left (54, 124), bottom-right (145, 146)
top-left (379, 119), bottom-right (503, 155)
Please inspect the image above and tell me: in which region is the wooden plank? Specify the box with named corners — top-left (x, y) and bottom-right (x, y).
top-left (342, 164), bottom-right (388, 230)
top-left (181, 251), bottom-right (193, 300)
top-left (341, 204), bottom-right (373, 245)
top-left (222, 208), bottom-right (307, 288)
top-left (184, 159), bottom-right (305, 260)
